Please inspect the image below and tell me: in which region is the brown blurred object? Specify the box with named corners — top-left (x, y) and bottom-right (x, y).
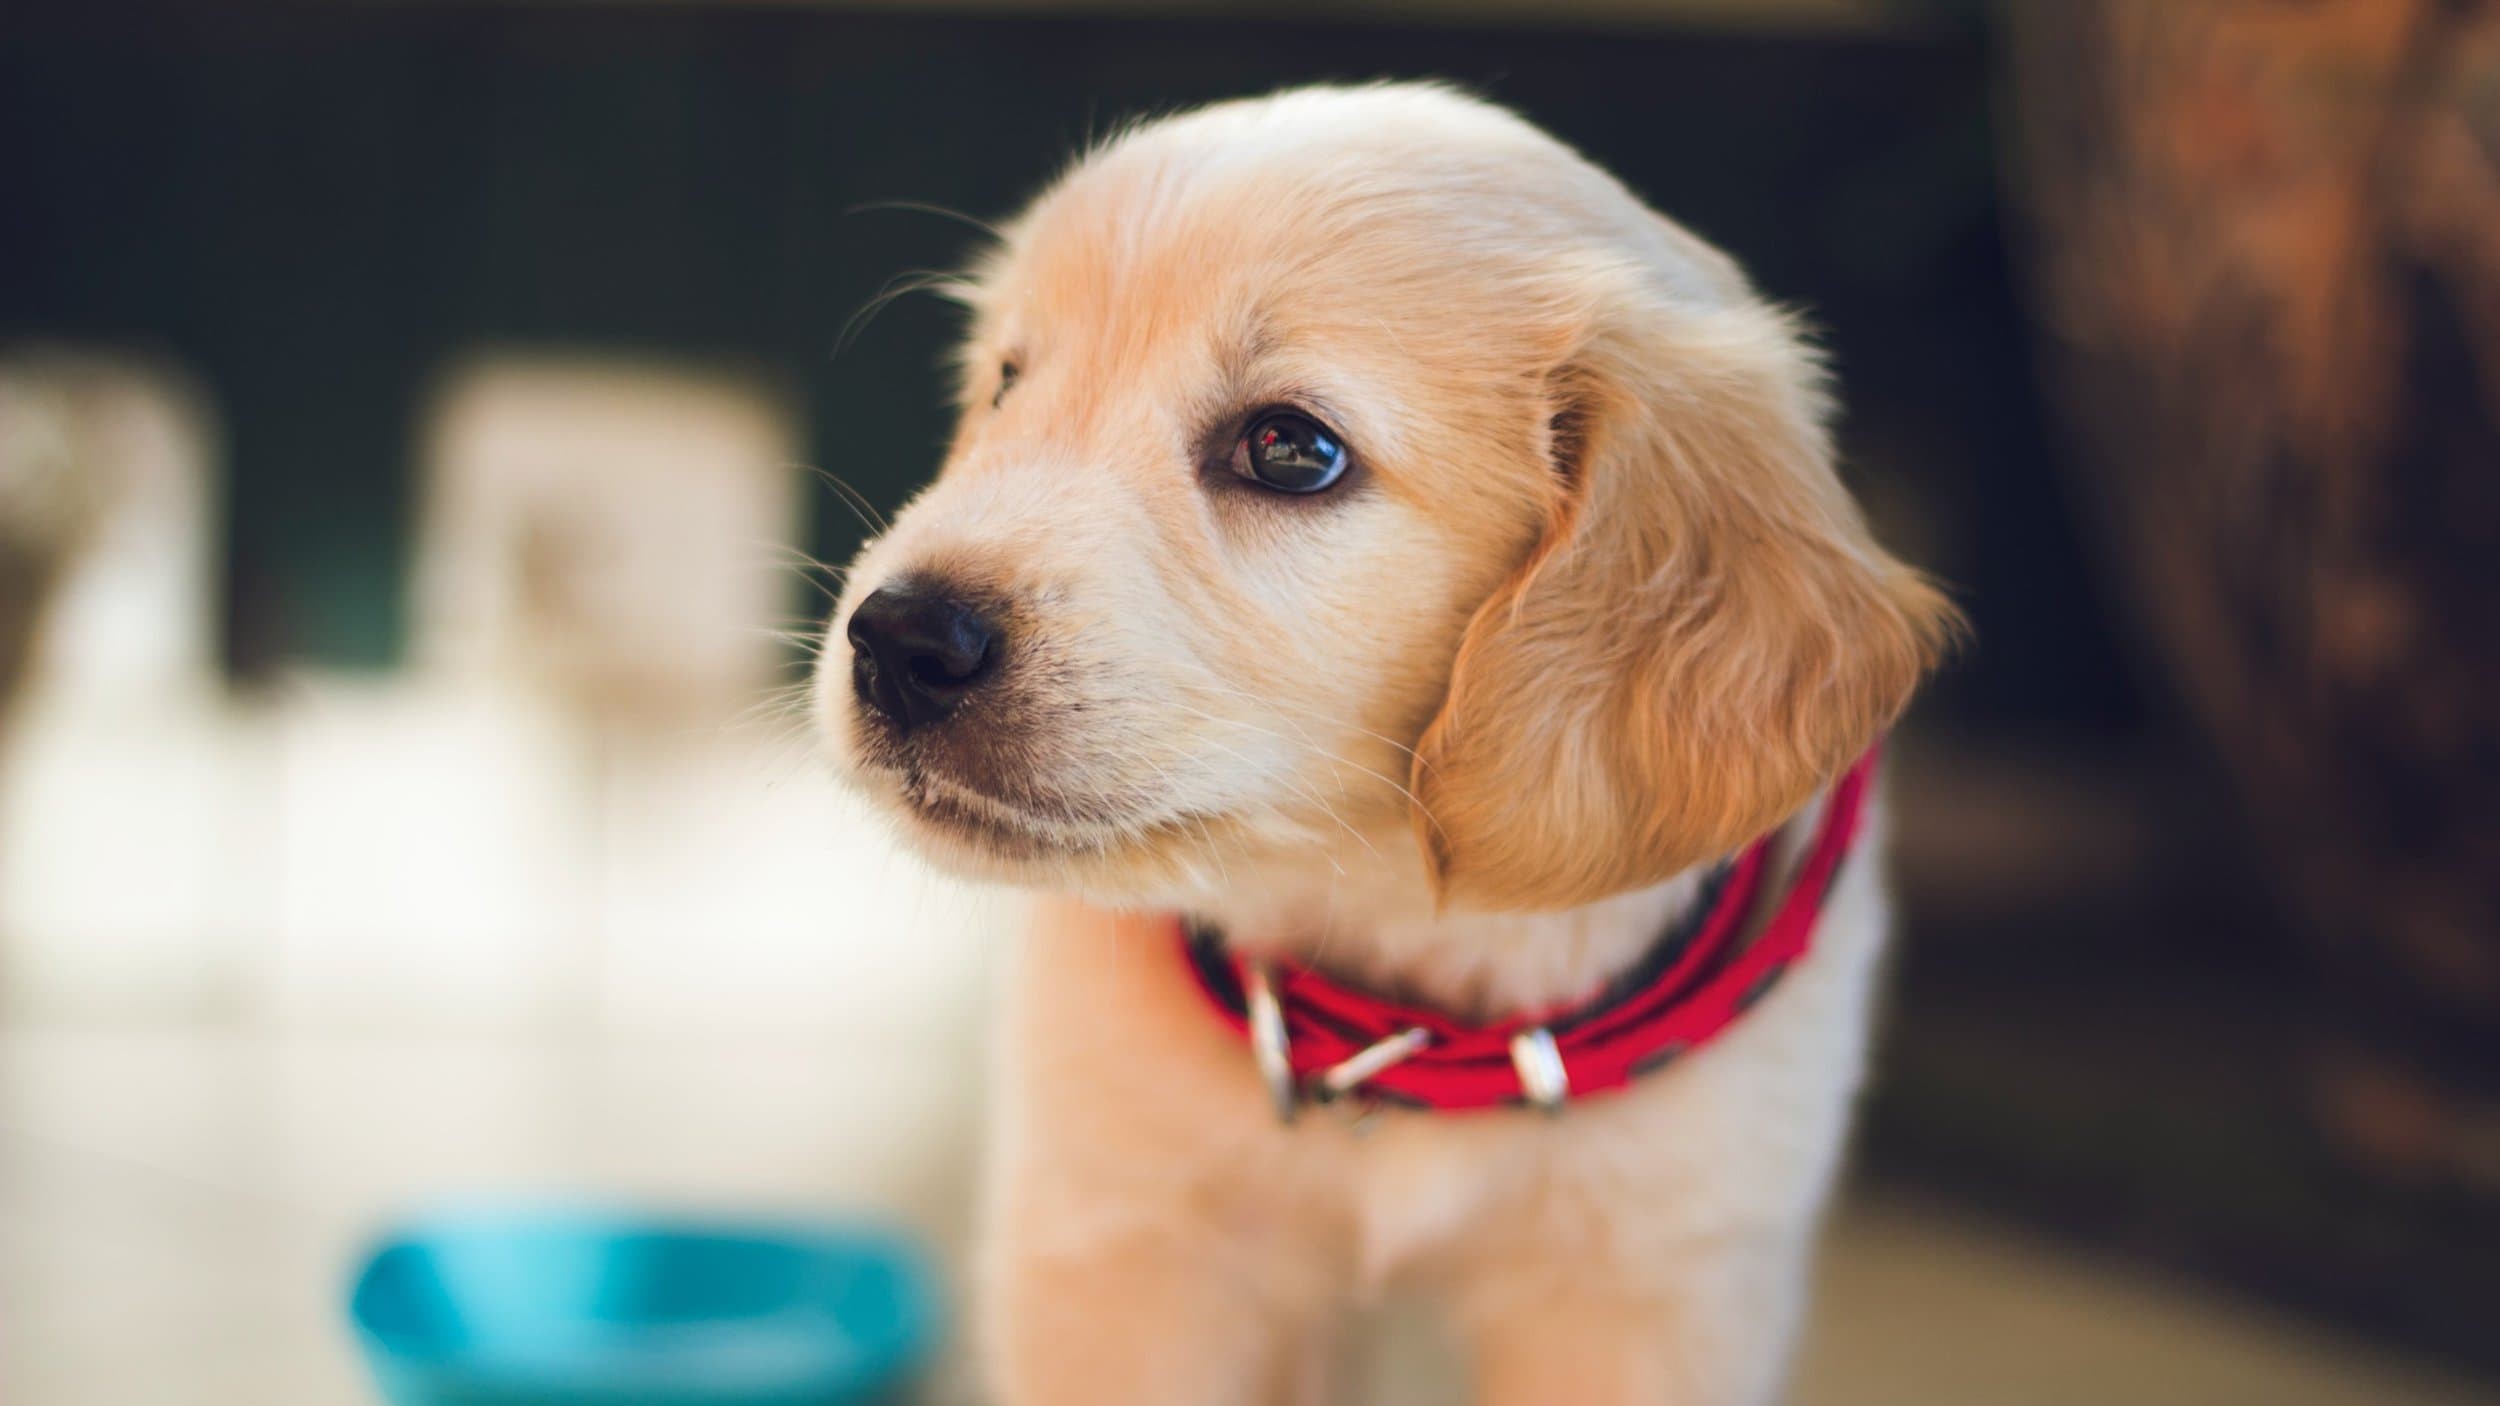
top-left (2004, 0), bottom-right (2500, 1188)
top-left (0, 355), bottom-right (118, 717)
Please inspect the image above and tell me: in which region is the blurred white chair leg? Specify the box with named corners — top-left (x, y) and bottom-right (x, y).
top-left (0, 705), bottom-right (269, 1016)
top-left (263, 677), bottom-right (589, 1030)
top-left (0, 345), bottom-right (223, 706)
top-left (0, 347), bottom-right (248, 1017)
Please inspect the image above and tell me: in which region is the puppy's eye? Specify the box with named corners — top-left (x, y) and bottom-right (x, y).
top-left (992, 361), bottom-right (1019, 408)
top-left (1235, 411), bottom-right (1347, 494)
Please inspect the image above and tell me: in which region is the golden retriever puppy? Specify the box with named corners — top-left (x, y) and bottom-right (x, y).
top-left (817, 83), bottom-right (1957, 1406)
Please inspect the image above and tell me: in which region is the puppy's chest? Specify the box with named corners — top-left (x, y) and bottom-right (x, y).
top-left (1334, 1119), bottom-right (1507, 1286)
top-left (1303, 1089), bottom-right (1714, 1292)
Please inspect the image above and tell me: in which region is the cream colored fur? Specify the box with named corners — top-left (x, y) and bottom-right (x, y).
top-left (816, 84), bottom-right (1957, 1405)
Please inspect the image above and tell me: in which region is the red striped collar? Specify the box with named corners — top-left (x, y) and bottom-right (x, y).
top-left (1179, 748), bottom-right (1881, 1120)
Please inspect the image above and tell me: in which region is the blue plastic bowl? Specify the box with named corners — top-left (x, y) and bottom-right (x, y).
top-left (347, 1206), bottom-right (943, 1406)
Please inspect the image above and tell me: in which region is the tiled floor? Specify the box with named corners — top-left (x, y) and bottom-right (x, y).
top-left (1, 1024), bottom-right (2490, 1406)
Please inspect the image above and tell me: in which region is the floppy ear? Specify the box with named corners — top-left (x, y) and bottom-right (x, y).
top-left (1410, 290), bottom-right (1960, 912)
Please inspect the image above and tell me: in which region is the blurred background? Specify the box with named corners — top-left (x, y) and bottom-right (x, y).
top-left (3, 0), bottom-right (2497, 1402)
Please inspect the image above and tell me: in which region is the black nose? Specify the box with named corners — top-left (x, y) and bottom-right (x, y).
top-left (846, 583), bottom-right (1001, 731)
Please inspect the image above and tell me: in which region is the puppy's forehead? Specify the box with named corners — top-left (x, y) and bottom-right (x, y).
top-left (996, 98), bottom-right (1611, 345)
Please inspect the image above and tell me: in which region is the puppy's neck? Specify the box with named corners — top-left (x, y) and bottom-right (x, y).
top-left (1191, 835), bottom-right (1712, 1024)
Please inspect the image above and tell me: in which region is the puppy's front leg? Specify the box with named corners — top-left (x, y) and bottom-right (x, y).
top-left (1456, 1234), bottom-right (1813, 1406)
top-left (982, 901), bottom-right (1341, 1406)
top-left (982, 1216), bottom-right (1325, 1406)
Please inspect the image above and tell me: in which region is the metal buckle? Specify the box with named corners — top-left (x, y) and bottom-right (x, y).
top-left (1246, 963), bottom-right (1435, 1126)
top-left (1314, 1027), bottom-right (1432, 1104)
top-left (1244, 961), bottom-right (1298, 1124)
top-left (1509, 1026), bottom-right (1570, 1115)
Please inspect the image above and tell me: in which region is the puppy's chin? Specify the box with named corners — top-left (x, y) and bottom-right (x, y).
top-left (846, 757), bottom-right (1232, 900)
top-left (868, 763), bottom-right (1103, 871)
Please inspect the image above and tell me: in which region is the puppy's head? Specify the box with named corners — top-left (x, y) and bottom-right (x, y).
top-left (818, 84), bottom-right (1957, 911)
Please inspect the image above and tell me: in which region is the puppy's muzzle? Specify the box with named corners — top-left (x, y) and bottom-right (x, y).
top-left (845, 581), bottom-right (1002, 732)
